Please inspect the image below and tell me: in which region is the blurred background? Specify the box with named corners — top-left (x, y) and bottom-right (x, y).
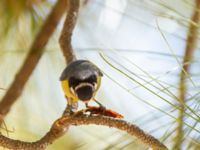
top-left (0, 0), bottom-right (200, 149)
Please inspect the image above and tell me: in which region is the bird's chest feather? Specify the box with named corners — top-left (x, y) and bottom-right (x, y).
top-left (61, 80), bottom-right (78, 102)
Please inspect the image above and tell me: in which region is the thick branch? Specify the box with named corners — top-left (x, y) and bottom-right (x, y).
top-left (174, 0), bottom-right (200, 149)
top-left (0, 0), bottom-right (67, 120)
top-left (59, 0), bottom-right (79, 63)
top-left (0, 114), bottom-right (168, 150)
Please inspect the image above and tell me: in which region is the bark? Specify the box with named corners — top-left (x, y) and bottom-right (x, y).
top-left (0, 114), bottom-right (168, 150)
top-left (59, 0), bottom-right (78, 63)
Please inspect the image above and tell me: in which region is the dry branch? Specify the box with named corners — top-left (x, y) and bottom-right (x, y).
top-left (59, 0), bottom-right (78, 63)
top-left (0, 0), bottom-right (67, 121)
top-left (174, 0), bottom-right (200, 149)
top-left (0, 114), bottom-right (168, 150)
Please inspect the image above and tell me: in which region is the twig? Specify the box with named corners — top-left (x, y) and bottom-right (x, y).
top-left (0, 0), bottom-right (67, 122)
top-left (0, 114), bottom-right (168, 150)
top-left (59, 0), bottom-right (78, 63)
top-left (173, 1), bottom-right (200, 149)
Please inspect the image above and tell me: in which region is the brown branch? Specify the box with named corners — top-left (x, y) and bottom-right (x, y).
top-left (59, 0), bottom-right (79, 64)
top-left (0, 114), bottom-right (168, 150)
top-left (0, 0), bottom-right (67, 121)
top-left (173, 1), bottom-right (200, 149)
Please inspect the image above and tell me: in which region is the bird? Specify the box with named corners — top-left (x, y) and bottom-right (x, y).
top-left (60, 60), bottom-right (103, 114)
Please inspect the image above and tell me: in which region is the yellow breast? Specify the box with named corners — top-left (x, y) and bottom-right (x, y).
top-left (61, 80), bottom-right (78, 102)
top-left (61, 77), bottom-right (102, 103)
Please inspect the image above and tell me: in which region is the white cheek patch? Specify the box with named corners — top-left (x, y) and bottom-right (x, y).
top-left (70, 87), bottom-right (75, 95)
top-left (94, 83), bottom-right (97, 90)
top-left (75, 82), bottom-right (94, 91)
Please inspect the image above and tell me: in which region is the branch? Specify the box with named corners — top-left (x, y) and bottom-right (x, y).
top-left (0, 114), bottom-right (168, 150)
top-left (174, 0), bottom-right (200, 149)
top-left (0, 0), bottom-right (67, 121)
top-left (59, 0), bottom-right (79, 63)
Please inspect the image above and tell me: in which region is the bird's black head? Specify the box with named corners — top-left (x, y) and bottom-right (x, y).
top-left (69, 75), bottom-right (97, 102)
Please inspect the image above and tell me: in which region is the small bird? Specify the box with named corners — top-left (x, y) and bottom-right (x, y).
top-left (60, 60), bottom-right (103, 114)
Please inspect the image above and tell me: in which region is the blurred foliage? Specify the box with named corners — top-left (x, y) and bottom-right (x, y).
top-left (0, 0), bottom-right (50, 45)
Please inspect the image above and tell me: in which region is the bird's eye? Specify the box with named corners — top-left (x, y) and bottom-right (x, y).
top-left (69, 77), bottom-right (80, 88)
top-left (85, 75), bottom-right (97, 84)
